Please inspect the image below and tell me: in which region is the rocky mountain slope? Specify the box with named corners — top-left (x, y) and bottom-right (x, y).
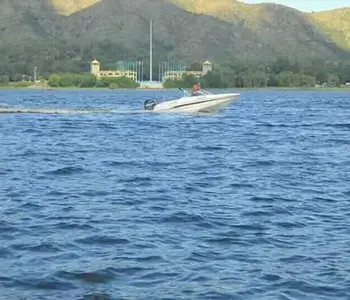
top-left (0, 0), bottom-right (349, 78)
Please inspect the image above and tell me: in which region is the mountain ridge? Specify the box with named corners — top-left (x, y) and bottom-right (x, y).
top-left (167, 0), bottom-right (350, 50)
top-left (307, 8), bottom-right (350, 49)
top-left (48, 0), bottom-right (350, 50)
top-left (51, 0), bottom-right (101, 16)
top-left (0, 0), bottom-right (349, 79)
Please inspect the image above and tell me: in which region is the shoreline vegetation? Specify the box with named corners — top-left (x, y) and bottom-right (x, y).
top-left (1, 82), bottom-right (350, 91)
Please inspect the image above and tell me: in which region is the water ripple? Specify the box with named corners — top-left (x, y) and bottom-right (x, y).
top-left (0, 89), bottom-right (349, 299)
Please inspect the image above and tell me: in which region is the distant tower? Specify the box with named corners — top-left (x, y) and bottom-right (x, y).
top-left (202, 60), bottom-right (213, 75)
top-left (91, 59), bottom-right (100, 76)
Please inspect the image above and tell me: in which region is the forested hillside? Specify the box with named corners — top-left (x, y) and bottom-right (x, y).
top-left (0, 0), bottom-right (349, 83)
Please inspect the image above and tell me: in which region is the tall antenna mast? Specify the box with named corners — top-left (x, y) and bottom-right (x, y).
top-left (150, 19), bottom-right (153, 82)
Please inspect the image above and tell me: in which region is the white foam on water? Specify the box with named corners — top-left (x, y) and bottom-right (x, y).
top-left (0, 106), bottom-right (214, 116)
top-left (0, 106), bottom-right (147, 115)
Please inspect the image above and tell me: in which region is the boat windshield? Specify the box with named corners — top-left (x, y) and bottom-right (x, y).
top-left (190, 90), bottom-right (210, 96)
top-left (179, 88), bottom-right (211, 97)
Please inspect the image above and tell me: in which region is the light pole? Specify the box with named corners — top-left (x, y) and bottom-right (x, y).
top-left (150, 19), bottom-right (153, 82)
top-left (33, 66), bottom-right (37, 83)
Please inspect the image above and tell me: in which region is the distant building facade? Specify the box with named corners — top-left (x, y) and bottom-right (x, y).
top-left (90, 59), bottom-right (137, 81)
top-left (162, 60), bottom-right (213, 82)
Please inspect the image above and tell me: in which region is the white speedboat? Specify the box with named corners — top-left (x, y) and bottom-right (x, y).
top-left (143, 88), bottom-right (239, 113)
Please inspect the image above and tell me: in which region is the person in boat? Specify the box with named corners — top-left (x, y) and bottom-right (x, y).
top-left (191, 82), bottom-right (202, 96)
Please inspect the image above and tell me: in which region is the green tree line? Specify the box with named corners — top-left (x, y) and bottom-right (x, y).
top-left (163, 58), bottom-right (349, 88)
top-left (47, 73), bottom-right (140, 89)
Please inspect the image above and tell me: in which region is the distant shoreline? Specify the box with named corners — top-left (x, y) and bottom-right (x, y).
top-left (0, 85), bottom-right (349, 92)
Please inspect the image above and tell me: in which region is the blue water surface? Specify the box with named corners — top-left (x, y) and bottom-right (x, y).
top-left (0, 89), bottom-right (349, 300)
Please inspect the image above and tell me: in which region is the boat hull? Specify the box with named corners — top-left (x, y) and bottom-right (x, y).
top-left (152, 93), bottom-right (239, 113)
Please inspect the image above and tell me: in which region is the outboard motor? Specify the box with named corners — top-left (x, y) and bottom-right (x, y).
top-left (144, 99), bottom-right (157, 111)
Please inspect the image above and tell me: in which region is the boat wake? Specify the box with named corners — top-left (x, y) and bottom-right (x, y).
top-left (0, 106), bottom-right (146, 115)
top-left (0, 103), bottom-right (10, 108)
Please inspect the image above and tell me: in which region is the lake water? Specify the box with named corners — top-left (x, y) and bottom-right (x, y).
top-left (0, 89), bottom-right (349, 300)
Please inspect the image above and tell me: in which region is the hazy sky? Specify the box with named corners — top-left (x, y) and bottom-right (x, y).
top-left (242, 0), bottom-right (350, 12)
